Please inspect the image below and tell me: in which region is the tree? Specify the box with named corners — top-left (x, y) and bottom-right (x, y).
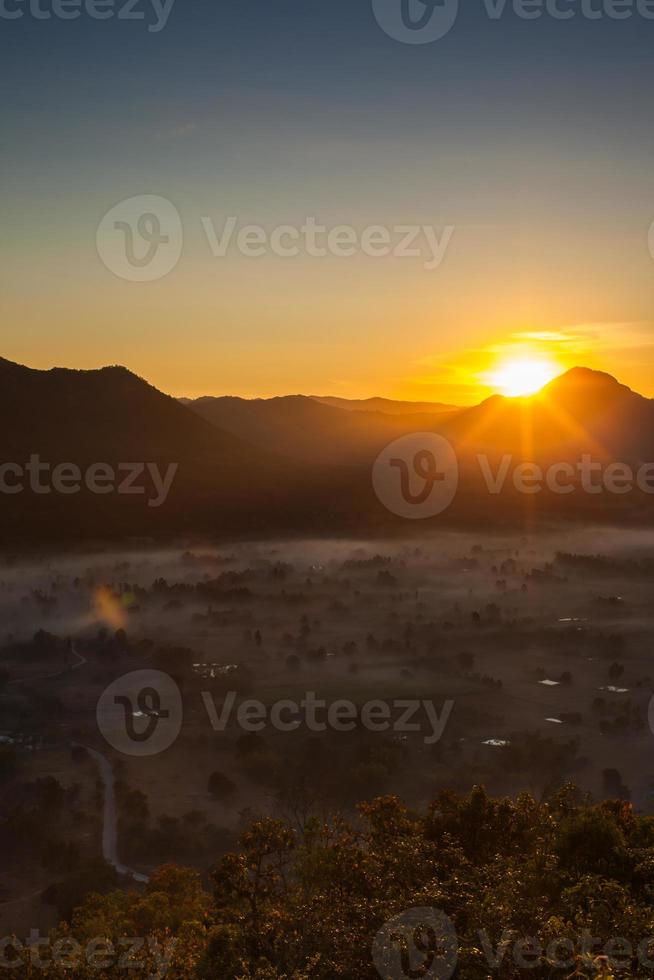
top-left (207, 771), bottom-right (237, 802)
top-left (20, 787), bottom-right (654, 978)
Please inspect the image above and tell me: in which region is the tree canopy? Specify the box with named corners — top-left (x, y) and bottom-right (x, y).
top-left (6, 785), bottom-right (654, 978)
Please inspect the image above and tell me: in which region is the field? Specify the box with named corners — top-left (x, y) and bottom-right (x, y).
top-left (2, 526), bottom-right (654, 934)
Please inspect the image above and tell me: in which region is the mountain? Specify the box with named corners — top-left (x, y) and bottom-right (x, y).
top-left (0, 359), bottom-right (344, 542)
top-left (183, 394), bottom-right (457, 465)
top-left (0, 358), bottom-right (243, 460)
top-left (419, 367), bottom-right (654, 525)
top-left (311, 395), bottom-right (459, 415)
top-left (2, 358), bottom-right (652, 540)
top-left (183, 368), bottom-right (654, 468)
top-left (183, 367), bottom-right (654, 528)
top-left (440, 367), bottom-right (654, 462)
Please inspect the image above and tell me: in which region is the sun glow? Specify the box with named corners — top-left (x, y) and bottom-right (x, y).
top-left (489, 358), bottom-right (561, 398)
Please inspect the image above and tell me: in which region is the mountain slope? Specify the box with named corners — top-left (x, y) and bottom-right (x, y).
top-left (0, 358), bottom-right (244, 460)
top-left (2, 359), bottom-right (652, 539)
top-left (440, 367), bottom-right (654, 462)
top-left (0, 359), bottom-right (339, 541)
top-left (311, 395), bottom-right (459, 415)
top-left (183, 368), bottom-right (654, 469)
top-left (183, 393), bottom-right (457, 465)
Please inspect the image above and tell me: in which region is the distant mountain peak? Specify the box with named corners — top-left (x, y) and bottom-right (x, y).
top-left (0, 356), bottom-right (28, 372)
top-left (0, 356), bottom-right (135, 378)
top-left (546, 366), bottom-right (623, 391)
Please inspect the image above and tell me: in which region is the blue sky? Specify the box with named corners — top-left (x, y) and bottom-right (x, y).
top-left (2, 0), bottom-right (653, 400)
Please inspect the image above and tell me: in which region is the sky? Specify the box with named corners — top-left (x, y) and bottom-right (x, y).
top-left (1, 0), bottom-right (653, 404)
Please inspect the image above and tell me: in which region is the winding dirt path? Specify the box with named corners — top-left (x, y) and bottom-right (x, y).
top-left (71, 744), bottom-right (149, 884)
top-left (8, 641), bottom-right (87, 687)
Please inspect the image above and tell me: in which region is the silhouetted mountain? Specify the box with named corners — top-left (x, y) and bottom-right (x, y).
top-left (184, 367), bottom-right (654, 527)
top-left (0, 358), bottom-right (242, 460)
top-left (184, 369), bottom-right (654, 473)
top-left (0, 359), bottom-right (346, 542)
top-left (441, 367), bottom-right (654, 462)
top-left (2, 359), bottom-right (652, 541)
top-left (183, 394), bottom-right (455, 465)
top-left (311, 395), bottom-right (459, 415)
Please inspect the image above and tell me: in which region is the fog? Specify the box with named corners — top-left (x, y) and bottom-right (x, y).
top-left (2, 525), bottom-right (654, 933)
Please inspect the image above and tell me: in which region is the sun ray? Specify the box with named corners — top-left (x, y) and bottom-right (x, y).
top-left (488, 357), bottom-right (561, 398)
top-left (534, 388), bottom-right (614, 464)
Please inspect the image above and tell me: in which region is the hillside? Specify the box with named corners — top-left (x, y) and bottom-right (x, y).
top-left (183, 393), bottom-right (453, 465)
top-left (312, 394), bottom-right (459, 415)
top-left (2, 359), bottom-right (653, 539)
top-left (0, 359), bottom-right (337, 541)
top-left (441, 368), bottom-right (654, 462)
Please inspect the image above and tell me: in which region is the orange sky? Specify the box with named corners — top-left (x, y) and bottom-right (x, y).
top-left (4, 206), bottom-right (653, 404)
top-left (4, 0), bottom-right (654, 408)
top-left (4, 316), bottom-right (652, 406)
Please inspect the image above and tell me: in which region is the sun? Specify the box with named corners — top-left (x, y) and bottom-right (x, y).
top-left (490, 358), bottom-right (561, 398)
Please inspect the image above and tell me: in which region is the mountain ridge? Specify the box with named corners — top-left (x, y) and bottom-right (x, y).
top-left (1, 357), bottom-right (652, 539)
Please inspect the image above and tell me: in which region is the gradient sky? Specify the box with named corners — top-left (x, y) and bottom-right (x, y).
top-left (1, 0), bottom-right (653, 403)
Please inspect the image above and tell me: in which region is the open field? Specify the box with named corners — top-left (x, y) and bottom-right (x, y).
top-left (2, 526), bottom-right (654, 933)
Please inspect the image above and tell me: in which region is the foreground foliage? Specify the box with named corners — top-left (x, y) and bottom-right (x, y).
top-left (7, 785), bottom-right (654, 977)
